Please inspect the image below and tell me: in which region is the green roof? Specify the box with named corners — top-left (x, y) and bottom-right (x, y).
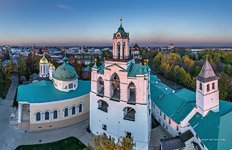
top-left (150, 75), bottom-right (196, 124)
top-left (189, 101), bottom-right (232, 150)
top-left (127, 63), bottom-right (149, 77)
top-left (17, 80), bottom-right (90, 103)
top-left (113, 24), bottom-right (129, 39)
top-left (53, 62), bottom-right (78, 81)
top-left (97, 63), bottom-right (105, 74)
top-left (95, 62), bottom-right (149, 77)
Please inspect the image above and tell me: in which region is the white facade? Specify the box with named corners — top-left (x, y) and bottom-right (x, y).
top-left (113, 38), bottom-right (130, 59)
top-left (196, 79), bottom-right (219, 116)
top-left (90, 63), bottom-right (151, 149)
top-left (53, 78), bottom-right (78, 92)
top-left (49, 65), bottom-right (55, 80)
top-left (90, 22), bottom-right (151, 150)
top-left (39, 63), bottom-right (49, 78)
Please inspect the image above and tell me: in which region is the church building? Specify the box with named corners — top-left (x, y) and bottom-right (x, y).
top-left (151, 59), bottom-right (232, 150)
top-left (15, 19), bottom-right (232, 150)
top-left (17, 56), bottom-right (90, 131)
top-left (90, 19), bottom-right (151, 150)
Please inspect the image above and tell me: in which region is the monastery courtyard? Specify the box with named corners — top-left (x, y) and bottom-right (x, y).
top-left (0, 75), bottom-right (168, 150)
top-left (0, 75), bottom-right (94, 150)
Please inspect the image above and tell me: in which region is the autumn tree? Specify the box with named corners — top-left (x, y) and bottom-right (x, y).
top-left (92, 135), bottom-right (134, 150)
top-left (153, 52), bottom-right (163, 71)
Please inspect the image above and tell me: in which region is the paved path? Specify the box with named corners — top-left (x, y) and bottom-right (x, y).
top-left (5, 75), bottom-right (18, 101)
top-left (0, 75), bottom-right (94, 150)
top-left (149, 125), bottom-right (172, 150)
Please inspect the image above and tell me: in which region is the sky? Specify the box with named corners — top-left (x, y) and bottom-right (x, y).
top-left (0, 0), bottom-right (232, 46)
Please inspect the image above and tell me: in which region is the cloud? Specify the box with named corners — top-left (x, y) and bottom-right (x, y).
top-left (57, 4), bottom-right (73, 10)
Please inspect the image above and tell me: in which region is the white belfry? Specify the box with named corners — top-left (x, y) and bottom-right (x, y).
top-left (90, 19), bottom-right (151, 150)
top-left (196, 59), bottom-right (219, 116)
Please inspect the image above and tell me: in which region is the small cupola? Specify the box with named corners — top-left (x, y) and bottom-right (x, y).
top-left (53, 56), bottom-right (79, 92)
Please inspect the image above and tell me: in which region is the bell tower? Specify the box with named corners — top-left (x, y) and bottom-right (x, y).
top-left (196, 59), bottom-right (219, 116)
top-left (113, 18), bottom-right (130, 60)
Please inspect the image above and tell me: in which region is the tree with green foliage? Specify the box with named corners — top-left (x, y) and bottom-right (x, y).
top-left (18, 58), bottom-right (28, 83)
top-left (219, 73), bottom-right (232, 101)
top-left (160, 61), bottom-right (171, 78)
top-left (213, 53), bottom-right (220, 62)
top-left (92, 135), bottom-right (134, 150)
top-left (153, 52), bottom-right (163, 71)
top-left (223, 52), bottom-right (232, 65)
top-left (4, 60), bottom-right (13, 81)
top-left (223, 64), bottom-right (232, 77)
top-left (101, 50), bottom-right (112, 60)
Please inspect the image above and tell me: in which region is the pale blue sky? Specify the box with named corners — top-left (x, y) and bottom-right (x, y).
top-left (0, 0), bottom-right (232, 46)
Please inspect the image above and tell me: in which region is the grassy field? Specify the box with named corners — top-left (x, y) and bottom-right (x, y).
top-left (15, 137), bottom-right (86, 150)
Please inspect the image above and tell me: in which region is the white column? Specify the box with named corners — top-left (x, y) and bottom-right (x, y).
top-left (18, 103), bottom-right (22, 123)
top-left (120, 41), bottom-right (123, 59)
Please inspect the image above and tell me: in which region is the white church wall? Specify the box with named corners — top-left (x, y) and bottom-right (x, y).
top-left (90, 92), bottom-right (150, 150)
top-left (29, 94), bottom-right (89, 124)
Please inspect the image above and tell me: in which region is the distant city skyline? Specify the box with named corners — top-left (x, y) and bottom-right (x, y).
top-left (1, 0), bottom-right (232, 46)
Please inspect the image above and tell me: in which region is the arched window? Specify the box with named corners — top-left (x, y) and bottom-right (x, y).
top-left (98, 100), bottom-right (109, 112)
top-left (72, 106), bottom-right (76, 115)
top-left (53, 110), bottom-right (58, 119)
top-left (69, 83), bottom-right (73, 89)
top-left (111, 73), bottom-right (120, 101)
top-left (45, 111), bottom-right (49, 120)
top-left (123, 107), bottom-right (136, 121)
top-left (36, 112), bottom-right (41, 121)
top-left (212, 83), bottom-right (215, 90)
top-left (117, 42), bottom-right (120, 59)
top-left (64, 108), bottom-right (69, 117)
top-left (97, 77), bottom-right (104, 96)
top-left (199, 83), bottom-right (202, 90)
top-left (207, 84), bottom-right (210, 92)
top-left (79, 104), bottom-right (83, 113)
top-left (128, 82), bottom-right (136, 104)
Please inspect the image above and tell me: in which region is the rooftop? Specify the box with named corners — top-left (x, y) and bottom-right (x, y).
top-left (189, 101), bottom-right (232, 150)
top-left (196, 59), bottom-right (218, 82)
top-left (95, 61), bottom-right (150, 77)
top-left (150, 75), bottom-right (196, 124)
top-left (17, 80), bottom-right (90, 103)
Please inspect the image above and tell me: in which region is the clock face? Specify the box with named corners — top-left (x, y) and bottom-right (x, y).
top-left (116, 33), bottom-right (121, 38)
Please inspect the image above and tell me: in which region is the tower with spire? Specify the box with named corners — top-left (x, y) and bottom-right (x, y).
top-left (112, 18), bottom-right (130, 60)
top-left (196, 59), bottom-right (219, 116)
top-left (90, 19), bottom-right (151, 150)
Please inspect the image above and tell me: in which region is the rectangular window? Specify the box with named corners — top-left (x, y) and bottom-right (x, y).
top-left (125, 132), bottom-right (131, 138)
top-left (102, 124), bottom-right (107, 131)
top-left (164, 115), bottom-right (166, 120)
top-left (160, 111), bottom-right (162, 116)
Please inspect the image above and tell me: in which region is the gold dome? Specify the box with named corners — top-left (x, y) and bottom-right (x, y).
top-left (40, 53), bottom-right (48, 64)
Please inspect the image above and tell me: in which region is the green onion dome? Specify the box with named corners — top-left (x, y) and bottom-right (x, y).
top-left (53, 58), bottom-right (78, 81)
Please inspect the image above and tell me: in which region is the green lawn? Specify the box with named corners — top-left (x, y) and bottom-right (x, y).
top-left (15, 137), bottom-right (86, 150)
